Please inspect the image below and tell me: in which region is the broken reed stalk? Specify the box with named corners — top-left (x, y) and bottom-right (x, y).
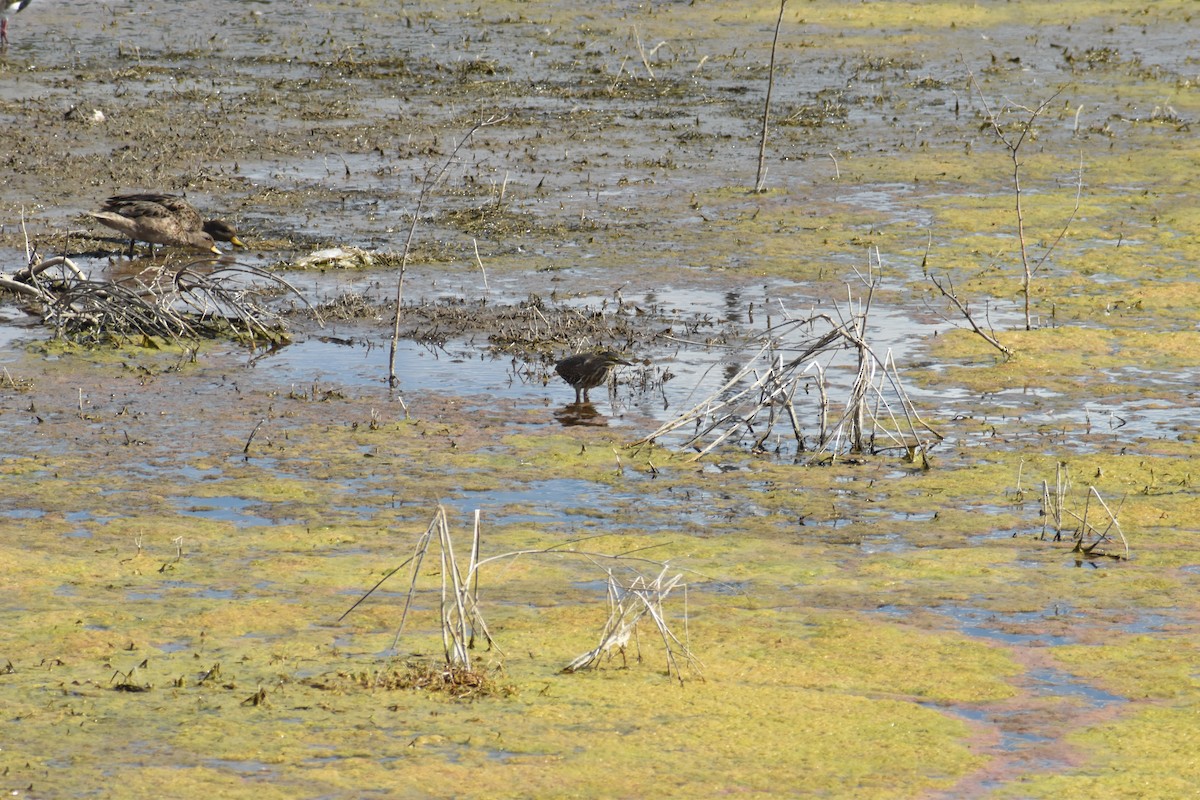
top-left (435, 506), bottom-right (499, 665)
top-left (633, 283), bottom-right (942, 463)
top-left (1039, 480), bottom-right (1053, 539)
top-left (564, 571), bottom-right (643, 674)
top-left (1054, 461), bottom-right (1069, 537)
top-left (1082, 487), bottom-right (1129, 558)
top-left (1030, 463), bottom-right (1128, 558)
top-left (437, 522), bottom-right (461, 665)
top-left (877, 350), bottom-right (937, 447)
top-left (632, 25), bottom-right (655, 80)
top-left (778, 361), bottom-right (804, 446)
top-left (630, 341), bottom-right (776, 447)
top-left (688, 367), bottom-right (784, 460)
top-left (467, 509), bottom-right (482, 647)
top-left (1063, 486), bottom-right (1129, 559)
top-left (839, 346), bottom-right (940, 458)
top-left (849, 334), bottom-right (868, 453)
top-left (343, 508), bottom-right (704, 681)
top-left (385, 520), bottom-right (435, 654)
top-left (1038, 462), bottom-right (1070, 540)
top-left (562, 566), bottom-right (702, 684)
top-left (805, 360), bottom-right (830, 447)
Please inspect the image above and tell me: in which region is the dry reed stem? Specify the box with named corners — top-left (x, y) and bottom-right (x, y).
top-left (632, 282), bottom-right (940, 462)
top-left (344, 508), bottom-right (707, 682)
top-left (563, 566), bottom-right (703, 684)
top-left (1030, 463), bottom-right (1128, 558)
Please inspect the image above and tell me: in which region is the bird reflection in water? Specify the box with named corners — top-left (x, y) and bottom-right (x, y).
top-left (553, 402), bottom-right (612, 427)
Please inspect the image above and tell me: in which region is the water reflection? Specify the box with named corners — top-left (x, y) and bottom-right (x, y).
top-left (554, 402), bottom-right (613, 427)
top-left (723, 290), bottom-right (742, 323)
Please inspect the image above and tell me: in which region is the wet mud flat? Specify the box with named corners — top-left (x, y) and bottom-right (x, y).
top-left (3, 1), bottom-right (1200, 798)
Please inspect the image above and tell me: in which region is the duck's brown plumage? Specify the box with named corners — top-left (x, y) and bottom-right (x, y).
top-left (90, 193), bottom-right (246, 256)
top-left (88, 209), bottom-right (221, 255)
top-left (100, 193), bottom-right (247, 250)
top-left (555, 350), bottom-right (633, 404)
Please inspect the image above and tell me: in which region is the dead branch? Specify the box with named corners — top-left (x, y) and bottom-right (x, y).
top-left (0, 257), bottom-right (306, 344)
top-left (968, 71), bottom-right (1071, 331)
top-left (631, 261), bottom-right (941, 463)
top-left (928, 272), bottom-right (1013, 357)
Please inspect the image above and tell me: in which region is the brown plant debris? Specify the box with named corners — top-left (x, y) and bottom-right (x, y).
top-left (304, 662), bottom-right (513, 700)
top-left (306, 291), bottom-right (729, 364)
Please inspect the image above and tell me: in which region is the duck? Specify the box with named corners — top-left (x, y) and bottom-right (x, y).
top-left (89, 193), bottom-right (246, 257)
top-left (1, 0), bottom-right (33, 46)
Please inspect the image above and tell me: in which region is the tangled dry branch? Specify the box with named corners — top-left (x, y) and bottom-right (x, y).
top-left (562, 565), bottom-right (703, 684)
top-left (0, 255), bottom-right (307, 344)
top-left (632, 276), bottom-right (942, 463)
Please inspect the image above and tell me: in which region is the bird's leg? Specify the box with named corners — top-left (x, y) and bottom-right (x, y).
top-left (1, 19), bottom-right (8, 45)
top-left (126, 239), bottom-right (135, 258)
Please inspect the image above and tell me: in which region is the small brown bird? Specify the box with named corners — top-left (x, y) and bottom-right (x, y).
top-left (91, 193), bottom-right (247, 256)
top-left (555, 350), bottom-right (633, 404)
top-left (1, 0), bottom-right (33, 46)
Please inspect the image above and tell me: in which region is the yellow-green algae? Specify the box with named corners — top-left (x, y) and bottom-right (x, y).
top-left (920, 326), bottom-right (1200, 395)
top-left (994, 702), bottom-right (1200, 799)
top-left (0, 343), bottom-right (1015, 798)
top-left (1048, 637), bottom-right (1200, 702)
top-left (8, 328), bottom-right (1200, 797)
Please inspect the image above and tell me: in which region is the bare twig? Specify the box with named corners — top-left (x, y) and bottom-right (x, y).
top-left (968, 71), bottom-right (1070, 331)
top-left (755, 0), bottom-right (787, 193)
top-left (388, 115), bottom-right (508, 388)
top-left (928, 273), bottom-right (1013, 357)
